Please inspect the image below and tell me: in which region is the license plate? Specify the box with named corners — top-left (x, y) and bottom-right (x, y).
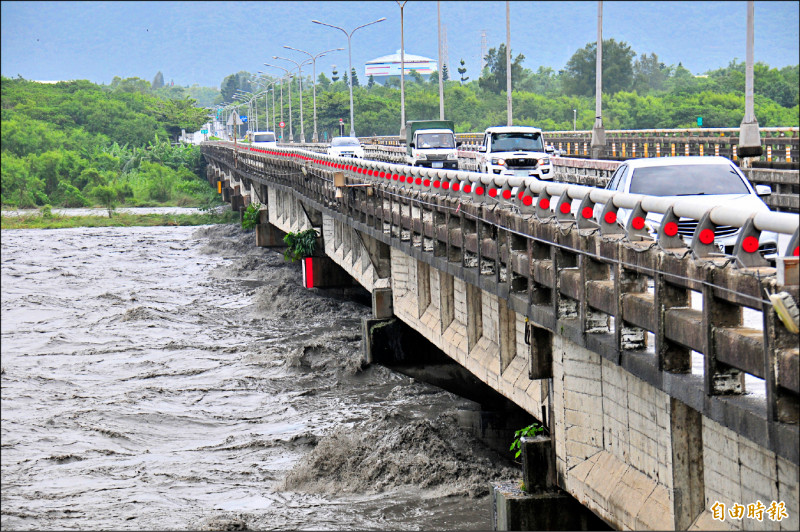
top-left (432, 162), bottom-right (443, 168)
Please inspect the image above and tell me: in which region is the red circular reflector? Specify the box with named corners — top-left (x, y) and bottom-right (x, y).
top-left (463, 185), bottom-right (472, 193)
top-left (474, 186), bottom-right (484, 195)
top-left (539, 198), bottom-right (550, 209)
top-left (632, 217), bottom-right (645, 230)
top-left (664, 221), bottom-right (679, 236)
top-left (559, 202), bottom-right (571, 214)
top-left (452, 183), bottom-right (460, 191)
top-left (442, 182), bottom-right (450, 190)
top-left (582, 207), bottom-right (594, 219)
top-left (604, 212), bottom-right (617, 224)
top-left (400, 176), bottom-right (406, 183)
top-left (523, 196), bottom-right (533, 206)
top-left (433, 180), bottom-right (441, 188)
top-left (742, 236), bottom-right (759, 253)
top-left (699, 228), bottom-right (715, 245)
top-left (416, 178), bottom-right (422, 185)
top-left (393, 174), bottom-right (399, 180)
top-left (489, 188), bottom-right (498, 197)
top-left (502, 189), bottom-right (512, 200)
top-left (423, 179), bottom-right (431, 187)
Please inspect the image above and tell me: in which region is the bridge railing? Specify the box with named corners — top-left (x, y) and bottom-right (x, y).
top-left (205, 141), bottom-right (800, 460)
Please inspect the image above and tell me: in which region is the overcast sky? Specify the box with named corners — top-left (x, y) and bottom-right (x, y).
top-left (2, 1), bottom-right (798, 88)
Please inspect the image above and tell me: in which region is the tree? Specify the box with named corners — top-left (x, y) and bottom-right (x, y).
top-left (367, 74), bottom-right (375, 89)
top-left (632, 53), bottom-right (669, 94)
top-left (342, 71), bottom-right (349, 86)
top-left (152, 71), bottom-right (165, 90)
top-left (517, 66), bottom-right (559, 96)
top-left (331, 66), bottom-right (339, 83)
top-left (113, 77), bottom-right (151, 94)
top-left (562, 39), bottom-right (636, 96)
top-left (92, 184), bottom-right (117, 217)
top-left (350, 68), bottom-right (360, 87)
top-left (318, 72), bottom-right (331, 91)
top-left (478, 44), bottom-right (525, 94)
top-left (409, 70), bottom-right (425, 84)
top-left (220, 74), bottom-right (238, 103)
top-left (442, 64), bottom-right (449, 82)
top-left (458, 58), bottom-right (469, 83)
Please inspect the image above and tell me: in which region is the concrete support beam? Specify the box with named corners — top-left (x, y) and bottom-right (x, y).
top-left (417, 260), bottom-right (431, 318)
top-left (438, 270), bottom-right (455, 334)
top-left (301, 256), bottom-right (352, 289)
top-left (255, 221), bottom-right (287, 248)
top-left (670, 398), bottom-right (705, 531)
top-left (493, 481), bottom-right (609, 531)
top-left (499, 299), bottom-right (516, 373)
top-left (372, 288), bottom-right (394, 319)
top-left (466, 282), bottom-right (483, 352)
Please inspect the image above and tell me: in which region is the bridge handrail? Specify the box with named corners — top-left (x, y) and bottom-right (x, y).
top-left (215, 141), bottom-right (799, 252)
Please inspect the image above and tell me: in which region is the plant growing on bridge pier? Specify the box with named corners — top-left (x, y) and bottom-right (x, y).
top-left (509, 422), bottom-right (544, 460)
top-left (241, 202), bottom-right (261, 231)
top-left (283, 228), bottom-right (318, 262)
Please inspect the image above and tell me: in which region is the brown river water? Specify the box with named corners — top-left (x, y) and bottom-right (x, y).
top-left (1, 224), bottom-right (516, 530)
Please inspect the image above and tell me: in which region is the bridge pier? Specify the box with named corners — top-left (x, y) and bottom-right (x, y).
top-left (255, 210), bottom-right (287, 248)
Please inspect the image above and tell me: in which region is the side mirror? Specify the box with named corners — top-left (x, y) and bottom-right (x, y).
top-left (755, 184), bottom-right (772, 196)
top-left (478, 146), bottom-right (487, 153)
top-left (456, 141), bottom-right (463, 147)
top-left (545, 146), bottom-right (555, 154)
top-left (409, 142), bottom-right (415, 149)
top-left (361, 144), bottom-right (366, 148)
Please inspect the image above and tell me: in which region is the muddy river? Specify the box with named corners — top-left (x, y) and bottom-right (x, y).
top-left (1, 224), bottom-right (516, 530)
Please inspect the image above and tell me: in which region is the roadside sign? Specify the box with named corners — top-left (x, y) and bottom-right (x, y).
top-left (279, 121), bottom-right (286, 128)
top-left (227, 113), bottom-right (244, 126)
top-left (697, 116), bottom-right (703, 127)
top-left (339, 118), bottom-right (344, 123)
top-left (200, 129), bottom-right (208, 134)
top-left (241, 116), bottom-right (248, 123)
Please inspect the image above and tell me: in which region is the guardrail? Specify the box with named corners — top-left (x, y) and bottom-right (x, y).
top-left (204, 141), bottom-right (800, 461)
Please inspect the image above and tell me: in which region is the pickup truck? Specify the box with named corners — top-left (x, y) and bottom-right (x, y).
top-left (403, 120), bottom-right (459, 169)
top-left (476, 126), bottom-right (553, 179)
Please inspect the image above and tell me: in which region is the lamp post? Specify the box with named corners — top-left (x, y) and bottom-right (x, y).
top-left (313, 16), bottom-right (387, 137)
top-left (591, 1), bottom-right (606, 159)
top-left (264, 63), bottom-right (293, 141)
top-left (506, 0), bottom-right (512, 126)
top-left (257, 73), bottom-right (280, 134)
top-left (739, 0), bottom-right (761, 161)
top-left (396, 1), bottom-right (407, 137)
top-left (284, 46), bottom-right (344, 142)
top-left (437, 0), bottom-right (445, 120)
top-left (274, 55), bottom-right (313, 143)
top-left (573, 109), bottom-right (577, 131)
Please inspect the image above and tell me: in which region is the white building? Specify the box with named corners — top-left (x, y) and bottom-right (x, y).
top-left (365, 50), bottom-right (437, 84)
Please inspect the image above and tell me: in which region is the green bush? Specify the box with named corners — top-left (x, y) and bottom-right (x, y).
top-left (283, 228), bottom-right (318, 262)
top-left (241, 202), bottom-right (261, 231)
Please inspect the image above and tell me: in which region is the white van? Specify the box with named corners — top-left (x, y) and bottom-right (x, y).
top-left (246, 131), bottom-right (278, 147)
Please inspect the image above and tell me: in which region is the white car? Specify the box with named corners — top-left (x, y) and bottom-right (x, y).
top-left (476, 126), bottom-right (553, 179)
top-left (600, 156), bottom-right (778, 259)
top-left (246, 131), bottom-right (277, 147)
top-left (327, 136), bottom-right (365, 158)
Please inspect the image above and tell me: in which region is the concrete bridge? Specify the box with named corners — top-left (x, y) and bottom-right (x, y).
top-left (202, 141), bottom-right (799, 531)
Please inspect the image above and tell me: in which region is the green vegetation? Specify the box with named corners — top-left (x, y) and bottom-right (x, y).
top-left (510, 423), bottom-right (545, 460)
top-left (229, 41), bottom-right (797, 137)
top-left (1, 76), bottom-right (219, 212)
top-left (1, 209), bottom-right (237, 230)
top-left (241, 202), bottom-right (261, 231)
top-left (282, 229), bottom-right (318, 262)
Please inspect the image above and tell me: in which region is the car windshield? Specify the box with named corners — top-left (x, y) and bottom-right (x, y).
top-left (253, 133), bottom-right (275, 143)
top-left (417, 133), bottom-right (455, 149)
top-left (628, 164), bottom-right (751, 196)
top-left (331, 137), bottom-right (360, 147)
top-left (490, 132), bottom-right (544, 152)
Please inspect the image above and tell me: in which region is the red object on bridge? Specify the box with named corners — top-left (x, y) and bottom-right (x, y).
top-left (522, 195), bottom-right (533, 206)
top-left (664, 222), bottom-right (679, 236)
top-left (742, 236), bottom-right (760, 253)
top-left (502, 190), bottom-right (512, 200)
top-left (302, 257), bottom-right (314, 288)
top-left (559, 203), bottom-right (571, 214)
top-left (632, 216), bottom-right (645, 230)
top-left (699, 228), bottom-right (715, 245)
top-left (581, 207), bottom-right (593, 219)
top-left (604, 212), bottom-right (617, 225)
top-left (539, 198), bottom-right (550, 210)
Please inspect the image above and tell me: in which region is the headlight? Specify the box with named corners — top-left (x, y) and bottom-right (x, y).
top-left (540, 157), bottom-right (550, 165)
top-left (417, 153), bottom-right (427, 160)
top-left (447, 152), bottom-right (457, 160)
top-left (491, 158), bottom-right (506, 166)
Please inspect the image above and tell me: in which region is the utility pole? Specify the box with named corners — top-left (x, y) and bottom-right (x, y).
top-left (438, 1), bottom-right (445, 120)
top-left (505, 0), bottom-right (512, 126)
top-left (738, 0), bottom-right (762, 163)
top-left (590, 1), bottom-right (606, 159)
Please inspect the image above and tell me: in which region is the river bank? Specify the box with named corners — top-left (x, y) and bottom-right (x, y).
top-left (0, 207), bottom-right (236, 230)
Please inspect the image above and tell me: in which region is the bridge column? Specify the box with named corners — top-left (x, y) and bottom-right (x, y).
top-left (255, 210), bottom-right (287, 248)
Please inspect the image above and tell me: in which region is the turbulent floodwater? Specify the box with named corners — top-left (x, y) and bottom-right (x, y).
top-left (1, 224), bottom-right (515, 531)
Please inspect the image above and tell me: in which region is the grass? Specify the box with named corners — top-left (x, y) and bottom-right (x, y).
top-left (1, 210), bottom-right (239, 230)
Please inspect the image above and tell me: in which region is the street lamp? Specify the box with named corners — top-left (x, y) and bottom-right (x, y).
top-left (396, 1), bottom-right (407, 137)
top-left (573, 109), bottom-right (577, 131)
top-left (258, 72), bottom-right (281, 134)
top-left (313, 16), bottom-right (387, 137)
top-left (274, 55), bottom-right (313, 143)
top-left (264, 63), bottom-right (294, 142)
top-left (284, 45), bottom-right (344, 142)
